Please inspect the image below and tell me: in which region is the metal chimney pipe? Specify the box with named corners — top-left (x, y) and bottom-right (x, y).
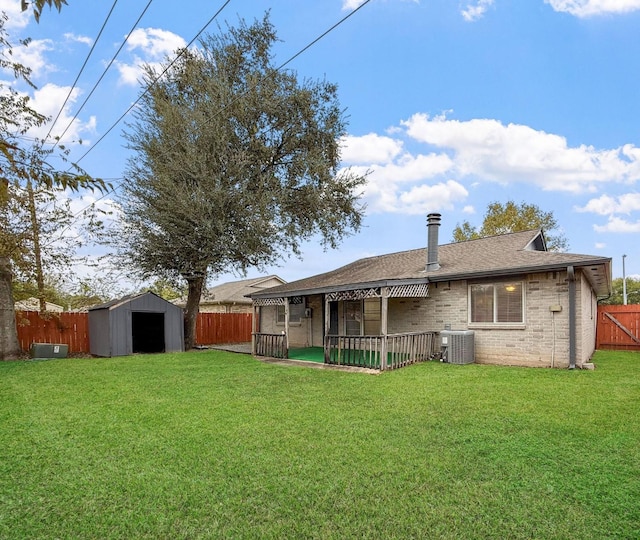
top-left (426, 213), bottom-right (441, 271)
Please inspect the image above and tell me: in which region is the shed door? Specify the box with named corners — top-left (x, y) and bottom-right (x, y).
top-left (132, 311), bottom-right (165, 353)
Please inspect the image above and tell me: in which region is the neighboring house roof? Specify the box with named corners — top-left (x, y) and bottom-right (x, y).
top-left (251, 230), bottom-right (612, 299)
top-left (173, 275), bottom-right (286, 307)
top-left (14, 297), bottom-right (64, 312)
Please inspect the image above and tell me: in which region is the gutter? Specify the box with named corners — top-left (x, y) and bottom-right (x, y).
top-left (568, 265), bottom-right (576, 369)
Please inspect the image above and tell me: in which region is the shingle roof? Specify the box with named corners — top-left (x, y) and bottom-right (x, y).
top-left (200, 275), bottom-right (285, 304)
top-left (251, 230), bottom-right (612, 299)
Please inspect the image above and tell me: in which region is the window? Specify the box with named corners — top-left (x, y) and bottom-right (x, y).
top-left (344, 299), bottom-right (381, 336)
top-left (344, 301), bottom-right (361, 335)
top-left (470, 282), bottom-right (523, 324)
top-left (276, 301), bottom-right (305, 324)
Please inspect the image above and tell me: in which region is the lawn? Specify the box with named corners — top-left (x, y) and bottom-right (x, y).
top-left (1, 350), bottom-right (638, 539)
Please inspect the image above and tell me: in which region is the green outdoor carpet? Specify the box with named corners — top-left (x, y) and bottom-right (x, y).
top-left (288, 347), bottom-right (325, 363)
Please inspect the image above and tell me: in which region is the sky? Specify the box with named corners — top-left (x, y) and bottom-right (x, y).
top-left (2, 0), bottom-right (640, 293)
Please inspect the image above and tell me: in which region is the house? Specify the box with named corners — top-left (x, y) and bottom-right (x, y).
top-left (88, 291), bottom-right (184, 357)
top-left (14, 297), bottom-right (64, 312)
top-left (173, 275), bottom-right (286, 313)
top-left (249, 213), bottom-right (612, 370)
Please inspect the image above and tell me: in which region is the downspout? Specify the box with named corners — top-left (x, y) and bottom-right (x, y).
top-left (567, 266), bottom-right (576, 369)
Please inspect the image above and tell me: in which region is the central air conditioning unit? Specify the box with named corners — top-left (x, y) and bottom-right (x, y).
top-left (440, 330), bottom-right (475, 364)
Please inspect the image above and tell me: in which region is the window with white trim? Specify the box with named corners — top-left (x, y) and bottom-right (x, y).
top-left (469, 282), bottom-right (524, 324)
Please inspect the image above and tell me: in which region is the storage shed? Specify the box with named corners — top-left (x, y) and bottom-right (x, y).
top-left (88, 291), bottom-right (184, 357)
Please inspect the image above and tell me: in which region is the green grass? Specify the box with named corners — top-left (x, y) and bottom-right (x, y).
top-left (1, 350), bottom-right (639, 539)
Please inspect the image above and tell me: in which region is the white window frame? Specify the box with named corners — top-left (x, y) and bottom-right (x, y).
top-left (468, 281), bottom-right (525, 328)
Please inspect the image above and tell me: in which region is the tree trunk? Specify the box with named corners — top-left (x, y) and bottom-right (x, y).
top-left (184, 274), bottom-right (205, 350)
top-left (0, 256), bottom-right (21, 360)
top-left (26, 180), bottom-right (46, 312)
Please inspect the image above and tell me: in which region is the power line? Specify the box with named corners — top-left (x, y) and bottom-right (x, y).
top-left (43, 0), bottom-right (119, 145)
top-left (72, 0), bottom-right (233, 166)
top-left (63, 1), bottom-right (373, 235)
top-left (53, 0), bottom-right (155, 146)
top-left (277, 0), bottom-right (372, 71)
top-left (72, 0), bottom-right (372, 167)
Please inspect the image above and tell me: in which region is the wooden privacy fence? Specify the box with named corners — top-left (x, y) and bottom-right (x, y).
top-left (195, 312), bottom-right (252, 345)
top-left (596, 305), bottom-right (640, 351)
top-left (16, 311), bottom-right (252, 353)
top-left (16, 311), bottom-right (89, 353)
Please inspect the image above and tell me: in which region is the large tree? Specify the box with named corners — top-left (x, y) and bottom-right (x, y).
top-left (118, 15), bottom-right (366, 349)
top-left (452, 200), bottom-right (569, 252)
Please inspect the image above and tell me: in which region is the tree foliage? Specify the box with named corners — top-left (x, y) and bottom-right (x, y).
top-left (599, 277), bottom-right (640, 305)
top-left (118, 15), bottom-right (366, 349)
top-left (452, 200), bottom-right (569, 252)
top-left (23, 0), bottom-right (67, 23)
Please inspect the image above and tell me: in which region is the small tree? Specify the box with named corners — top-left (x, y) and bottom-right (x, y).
top-left (118, 15), bottom-right (366, 349)
top-left (0, 15), bottom-right (108, 359)
top-left (599, 277), bottom-right (640, 305)
top-left (452, 200), bottom-right (568, 252)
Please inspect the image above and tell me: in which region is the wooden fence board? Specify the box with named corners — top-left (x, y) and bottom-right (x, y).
top-left (16, 311), bottom-right (89, 353)
top-left (596, 305), bottom-right (640, 351)
top-left (16, 310), bottom-right (252, 353)
top-left (195, 312), bottom-right (252, 345)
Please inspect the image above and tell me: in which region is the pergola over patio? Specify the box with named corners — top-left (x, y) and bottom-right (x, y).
top-left (251, 282), bottom-right (438, 371)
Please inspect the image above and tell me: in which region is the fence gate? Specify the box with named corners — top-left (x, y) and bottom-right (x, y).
top-left (596, 305), bottom-right (640, 351)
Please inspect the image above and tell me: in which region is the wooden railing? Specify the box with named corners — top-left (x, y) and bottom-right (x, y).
top-left (324, 332), bottom-right (438, 370)
top-left (253, 333), bottom-right (287, 359)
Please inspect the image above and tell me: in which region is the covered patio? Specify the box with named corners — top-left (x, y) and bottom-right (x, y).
top-left (251, 283), bottom-right (439, 371)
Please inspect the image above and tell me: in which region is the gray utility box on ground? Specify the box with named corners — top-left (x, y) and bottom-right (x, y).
top-left (30, 343), bottom-right (68, 359)
top-left (440, 330), bottom-right (475, 364)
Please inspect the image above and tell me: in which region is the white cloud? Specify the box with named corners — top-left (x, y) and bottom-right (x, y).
top-left (401, 112), bottom-right (640, 192)
top-left (546, 0), bottom-right (640, 17)
top-left (6, 38), bottom-right (55, 78)
top-left (396, 180), bottom-right (469, 215)
top-left (28, 83), bottom-right (96, 144)
top-left (576, 193), bottom-right (640, 215)
top-left (342, 0), bottom-right (368, 9)
top-left (595, 242), bottom-right (606, 249)
top-left (594, 216), bottom-right (640, 233)
top-left (0, 0), bottom-right (31, 29)
top-left (342, 0), bottom-right (419, 11)
top-left (462, 205), bottom-right (475, 214)
top-left (461, 0), bottom-right (495, 21)
top-left (116, 28), bottom-right (186, 86)
top-left (64, 33), bottom-right (93, 46)
top-left (341, 133), bottom-right (403, 164)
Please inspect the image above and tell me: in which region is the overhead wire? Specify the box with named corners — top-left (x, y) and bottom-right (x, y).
top-left (53, 0), bottom-right (155, 147)
top-left (73, 0), bottom-right (372, 167)
top-left (60, 0), bottom-right (373, 243)
top-left (72, 0), bottom-right (233, 167)
top-left (43, 0), bottom-right (119, 146)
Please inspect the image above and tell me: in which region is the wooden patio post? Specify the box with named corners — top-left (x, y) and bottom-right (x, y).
top-left (251, 303), bottom-right (258, 355)
top-left (380, 287), bottom-right (389, 370)
top-left (284, 298), bottom-right (290, 354)
top-left (324, 294), bottom-right (331, 363)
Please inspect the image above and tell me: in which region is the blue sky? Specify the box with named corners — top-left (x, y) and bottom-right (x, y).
top-left (3, 0), bottom-right (640, 291)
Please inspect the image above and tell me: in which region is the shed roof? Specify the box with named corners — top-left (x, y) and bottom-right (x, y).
top-left (88, 291), bottom-right (175, 311)
top-left (251, 229), bottom-right (612, 299)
